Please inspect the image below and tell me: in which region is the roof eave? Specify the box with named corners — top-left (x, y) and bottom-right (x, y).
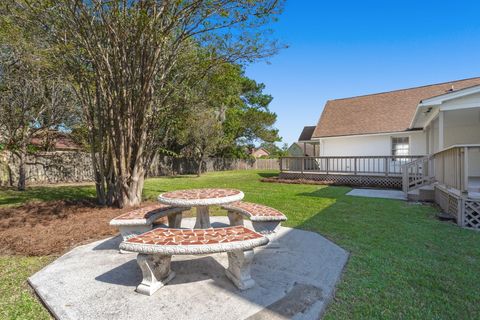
top-left (312, 128), bottom-right (423, 139)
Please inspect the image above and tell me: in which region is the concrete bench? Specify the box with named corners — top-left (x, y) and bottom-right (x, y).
top-left (221, 201), bottom-right (287, 234)
top-left (110, 204), bottom-right (189, 241)
top-left (119, 226), bottom-right (269, 295)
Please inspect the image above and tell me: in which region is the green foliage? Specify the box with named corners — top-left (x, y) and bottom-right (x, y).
top-left (258, 142), bottom-right (288, 158)
top-left (0, 2), bottom-right (80, 151)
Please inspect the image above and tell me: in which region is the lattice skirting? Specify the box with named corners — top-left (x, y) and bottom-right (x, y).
top-left (278, 172), bottom-right (402, 189)
top-left (464, 200), bottom-right (480, 229)
top-left (434, 185), bottom-right (480, 230)
top-left (434, 186), bottom-right (461, 222)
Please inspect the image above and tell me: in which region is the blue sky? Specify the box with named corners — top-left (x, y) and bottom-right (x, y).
top-left (245, 0), bottom-right (480, 145)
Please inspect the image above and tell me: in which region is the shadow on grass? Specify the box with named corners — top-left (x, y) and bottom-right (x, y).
top-left (153, 175), bottom-right (199, 179)
top-left (256, 172), bottom-right (279, 178)
top-left (296, 186), bottom-right (351, 199)
top-left (0, 185), bottom-right (96, 207)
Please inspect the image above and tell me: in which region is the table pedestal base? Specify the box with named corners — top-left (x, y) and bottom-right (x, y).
top-left (194, 206), bottom-right (211, 229)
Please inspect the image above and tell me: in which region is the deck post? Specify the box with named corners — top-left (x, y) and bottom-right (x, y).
top-left (439, 111), bottom-right (444, 150)
top-left (301, 157), bottom-right (304, 173)
top-left (384, 157), bottom-right (389, 177)
top-left (463, 147), bottom-right (469, 194)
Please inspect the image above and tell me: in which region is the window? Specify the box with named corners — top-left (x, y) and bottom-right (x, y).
top-left (392, 137), bottom-right (409, 158)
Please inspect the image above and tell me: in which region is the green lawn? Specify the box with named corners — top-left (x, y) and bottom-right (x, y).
top-left (1, 170), bottom-right (480, 319)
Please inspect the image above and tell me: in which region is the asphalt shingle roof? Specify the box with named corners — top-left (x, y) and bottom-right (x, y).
top-left (312, 77), bottom-right (480, 138)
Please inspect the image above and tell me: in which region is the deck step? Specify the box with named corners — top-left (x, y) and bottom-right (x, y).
top-left (407, 185), bottom-right (435, 202)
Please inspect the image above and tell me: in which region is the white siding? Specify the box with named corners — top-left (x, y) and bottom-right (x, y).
top-left (470, 148), bottom-right (480, 177)
top-left (318, 131), bottom-right (427, 156)
top-left (444, 108), bottom-right (480, 149)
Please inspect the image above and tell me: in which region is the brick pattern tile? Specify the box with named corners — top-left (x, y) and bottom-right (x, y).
top-left (126, 226), bottom-right (263, 246)
top-left (228, 201), bottom-right (285, 217)
top-left (114, 204), bottom-right (174, 220)
top-left (161, 188), bottom-right (241, 201)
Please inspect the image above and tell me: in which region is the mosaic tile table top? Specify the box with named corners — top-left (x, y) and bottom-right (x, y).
top-left (110, 204), bottom-right (188, 226)
top-left (158, 188), bottom-right (244, 207)
top-left (120, 226), bottom-right (268, 255)
top-left (222, 201), bottom-right (287, 222)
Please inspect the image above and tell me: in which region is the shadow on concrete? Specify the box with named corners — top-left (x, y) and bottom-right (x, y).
top-left (92, 236), bottom-right (122, 251)
top-left (95, 260), bottom-right (142, 287)
top-left (245, 282), bottom-right (325, 319)
top-left (169, 257), bottom-right (228, 286)
top-left (210, 221), bottom-right (229, 228)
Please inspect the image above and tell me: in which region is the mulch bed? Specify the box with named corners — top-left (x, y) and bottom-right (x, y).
top-left (260, 177), bottom-right (338, 186)
top-left (0, 200), bottom-right (168, 256)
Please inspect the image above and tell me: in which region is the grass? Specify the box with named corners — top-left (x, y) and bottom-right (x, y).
top-left (1, 170), bottom-right (480, 319)
top-left (0, 256), bottom-right (53, 320)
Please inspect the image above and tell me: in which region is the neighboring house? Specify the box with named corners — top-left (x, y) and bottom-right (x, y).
top-left (282, 77), bottom-right (480, 229)
top-left (287, 135), bottom-right (317, 157)
top-left (292, 126), bottom-right (319, 156)
top-left (287, 142), bottom-right (314, 157)
top-left (30, 131), bottom-right (82, 151)
top-left (249, 147), bottom-right (270, 158)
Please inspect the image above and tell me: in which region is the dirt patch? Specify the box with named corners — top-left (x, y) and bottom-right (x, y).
top-left (0, 200), bottom-right (170, 256)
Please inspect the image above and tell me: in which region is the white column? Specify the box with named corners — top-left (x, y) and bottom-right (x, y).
top-left (438, 111), bottom-right (444, 150)
top-left (425, 125), bottom-right (430, 155)
top-left (463, 147), bottom-right (469, 193)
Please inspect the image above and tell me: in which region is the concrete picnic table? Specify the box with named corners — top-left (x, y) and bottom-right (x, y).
top-left (157, 188), bottom-right (244, 229)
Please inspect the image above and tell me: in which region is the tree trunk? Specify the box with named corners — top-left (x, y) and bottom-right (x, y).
top-left (114, 171), bottom-right (144, 208)
top-left (17, 143), bottom-right (27, 191)
top-left (197, 155), bottom-right (204, 177)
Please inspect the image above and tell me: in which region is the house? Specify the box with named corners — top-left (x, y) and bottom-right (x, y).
top-left (288, 126), bottom-right (318, 157)
top-left (249, 147), bottom-right (270, 158)
top-left (280, 77), bottom-right (480, 229)
top-left (287, 142), bottom-right (315, 157)
top-left (30, 131), bottom-right (82, 151)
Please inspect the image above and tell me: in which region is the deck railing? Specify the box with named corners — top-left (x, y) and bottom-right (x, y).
top-left (432, 145), bottom-right (480, 194)
top-left (280, 155), bottom-right (423, 177)
top-left (401, 156), bottom-right (433, 193)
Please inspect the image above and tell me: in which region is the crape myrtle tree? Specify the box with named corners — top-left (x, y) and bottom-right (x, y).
top-left (20, 0), bottom-right (284, 207)
top-left (0, 12), bottom-right (79, 190)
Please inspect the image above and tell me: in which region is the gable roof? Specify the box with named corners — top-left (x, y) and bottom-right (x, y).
top-left (312, 77), bottom-right (480, 138)
top-left (410, 84), bottom-right (480, 129)
top-left (298, 126), bottom-right (316, 141)
top-left (30, 131), bottom-right (82, 151)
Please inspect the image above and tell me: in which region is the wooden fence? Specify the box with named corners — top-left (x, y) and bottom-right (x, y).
top-left (0, 151), bottom-right (279, 186)
top-left (148, 156), bottom-right (279, 176)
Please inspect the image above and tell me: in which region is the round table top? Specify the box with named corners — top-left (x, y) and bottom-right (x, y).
top-left (157, 188), bottom-right (244, 207)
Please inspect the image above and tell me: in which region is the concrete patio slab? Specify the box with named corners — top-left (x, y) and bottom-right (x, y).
top-left (29, 217), bottom-right (348, 320)
top-left (346, 188), bottom-right (406, 200)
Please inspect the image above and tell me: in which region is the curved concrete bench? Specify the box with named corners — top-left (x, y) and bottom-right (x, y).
top-left (119, 226), bottom-right (269, 295)
top-left (221, 201), bottom-right (287, 234)
top-left (110, 204), bottom-right (190, 241)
